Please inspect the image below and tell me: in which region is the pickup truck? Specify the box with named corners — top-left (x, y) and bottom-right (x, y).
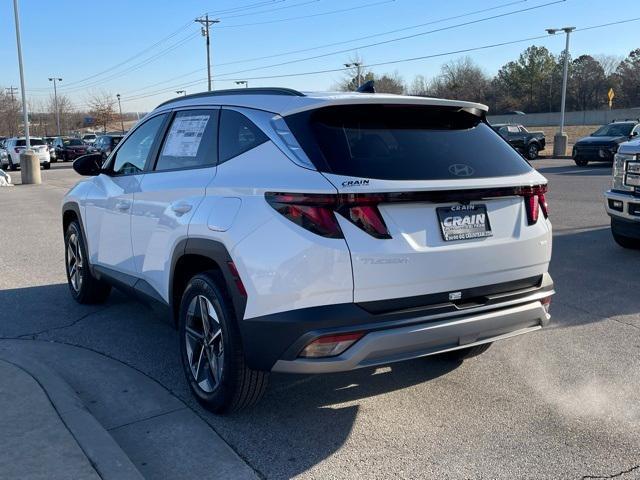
top-left (605, 137), bottom-right (640, 249)
top-left (491, 123), bottom-right (546, 160)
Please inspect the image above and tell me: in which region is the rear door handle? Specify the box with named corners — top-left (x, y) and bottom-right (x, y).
top-left (115, 200), bottom-right (131, 211)
top-left (171, 202), bottom-right (193, 216)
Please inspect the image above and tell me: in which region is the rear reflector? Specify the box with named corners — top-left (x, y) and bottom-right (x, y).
top-left (226, 261), bottom-right (247, 297)
top-left (298, 332), bottom-right (365, 358)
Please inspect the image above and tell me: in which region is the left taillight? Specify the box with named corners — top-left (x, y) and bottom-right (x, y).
top-left (523, 185), bottom-right (548, 225)
top-left (265, 192), bottom-right (391, 239)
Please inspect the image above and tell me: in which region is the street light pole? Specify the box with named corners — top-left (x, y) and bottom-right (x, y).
top-left (13, 0), bottom-right (40, 184)
top-left (12, 0), bottom-right (30, 149)
top-left (546, 26), bottom-right (575, 157)
top-left (116, 93), bottom-right (124, 134)
top-left (48, 77), bottom-right (62, 136)
top-left (196, 15), bottom-right (220, 91)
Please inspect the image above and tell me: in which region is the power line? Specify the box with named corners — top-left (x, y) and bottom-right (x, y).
top-left (119, 0), bottom-right (530, 96)
top-left (213, 0), bottom-right (529, 68)
top-left (215, 0), bottom-right (396, 28)
top-left (213, 0), bottom-right (566, 79)
top-left (120, 15), bottom-right (640, 102)
top-left (216, 0), bottom-right (320, 20)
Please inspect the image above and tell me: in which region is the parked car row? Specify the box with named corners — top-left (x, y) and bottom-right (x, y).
top-left (1, 137), bottom-right (51, 170)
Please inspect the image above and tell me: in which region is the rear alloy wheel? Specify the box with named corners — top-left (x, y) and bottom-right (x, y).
top-left (179, 272), bottom-right (268, 413)
top-left (440, 343), bottom-right (492, 361)
top-left (526, 143), bottom-right (539, 160)
top-left (64, 220), bottom-right (111, 304)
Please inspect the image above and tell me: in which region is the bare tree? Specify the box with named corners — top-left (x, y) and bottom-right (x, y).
top-left (0, 88), bottom-right (21, 137)
top-left (87, 91), bottom-right (116, 133)
top-left (408, 75), bottom-right (430, 96)
top-left (594, 54), bottom-right (624, 77)
top-left (429, 57), bottom-right (490, 103)
top-left (374, 71), bottom-right (405, 94)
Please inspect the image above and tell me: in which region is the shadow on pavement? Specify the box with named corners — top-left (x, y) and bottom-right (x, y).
top-left (537, 163), bottom-right (611, 176)
top-left (0, 282), bottom-right (462, 478)
top-left (549, 226), bottom-right (640, 328)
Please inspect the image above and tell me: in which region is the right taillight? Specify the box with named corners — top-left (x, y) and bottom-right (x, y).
top-left (265, 192), bottom-right (391, 239)
top-left (523, 185), bottom-right (548, 225)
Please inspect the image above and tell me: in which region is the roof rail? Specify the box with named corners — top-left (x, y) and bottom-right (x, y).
top-left (157, 87), bottom-right (305, 108)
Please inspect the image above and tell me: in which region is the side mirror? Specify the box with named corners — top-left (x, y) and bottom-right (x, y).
top-left (631, 131), bottom-right (638, 137)
top-left (73, 153), bottom-right (104, 176)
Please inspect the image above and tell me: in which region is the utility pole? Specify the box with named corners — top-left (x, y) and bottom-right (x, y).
top-left (48, 77), bottom-right (62, 136)
top-left (116, 94), bottom-right (124, 133)
top-left (344, 62), bottom-right (363, 88)
top-left (546, 27), bottom-right (575, 157)
top-left (195, 15), bottom-right (220, 91)
top-left (5, 86), bottom-right (18, 136)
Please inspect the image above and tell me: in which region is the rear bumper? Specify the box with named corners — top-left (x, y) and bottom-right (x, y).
top-left (241, 273), bottom-right (554, 373)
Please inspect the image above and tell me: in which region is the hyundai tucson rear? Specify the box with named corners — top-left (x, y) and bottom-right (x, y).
top-left (62, 90), bottom-right (553, 412)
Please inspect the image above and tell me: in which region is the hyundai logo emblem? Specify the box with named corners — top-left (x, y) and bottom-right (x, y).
top-left (449, 164), bottom-right (475, 177)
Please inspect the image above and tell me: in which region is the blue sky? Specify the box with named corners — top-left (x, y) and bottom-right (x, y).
top-left (0, 0), bottom-right (637, 112)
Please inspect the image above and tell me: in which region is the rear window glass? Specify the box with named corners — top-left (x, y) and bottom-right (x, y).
top-left (286, 105), bottom-right (533, 180)
top-left (16, 139), bottom-right (45, 146)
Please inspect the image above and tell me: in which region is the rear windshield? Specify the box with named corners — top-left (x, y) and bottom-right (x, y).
top-left (16, 139), bottom-right (45, 146)
top-left (286, 105), bottom-right (532, 180)
top-left (64, 139), bottom-right (84, 146)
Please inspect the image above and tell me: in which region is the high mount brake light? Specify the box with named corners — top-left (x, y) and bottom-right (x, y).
top-left (265, 184), bottom-right (549, 238)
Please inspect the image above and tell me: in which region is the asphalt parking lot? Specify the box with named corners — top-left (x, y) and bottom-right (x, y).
top-left (1, 159), bottom-right (639, 480)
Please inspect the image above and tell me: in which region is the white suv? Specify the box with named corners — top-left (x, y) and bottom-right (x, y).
top-left (62, 88), bottom-right (554, 412)
top-left (4, 137), bottom-right (51, 170)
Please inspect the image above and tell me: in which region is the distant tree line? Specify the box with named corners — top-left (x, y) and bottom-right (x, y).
top-left (337, 47), bottom-right (640, 114)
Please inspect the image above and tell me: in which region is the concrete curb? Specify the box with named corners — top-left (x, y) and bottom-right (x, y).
top-left (0, 352), bottom-right (144, 480)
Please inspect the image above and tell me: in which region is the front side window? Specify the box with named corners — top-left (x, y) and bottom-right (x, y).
top-left (155, 109), bottom-right (218, 171)
top-left (218, 109), bottom-right (268, 164)
top-left (111, 114), bottom-right (166, 175)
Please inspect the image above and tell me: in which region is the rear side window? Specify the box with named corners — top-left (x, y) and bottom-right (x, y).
top-left (155, 109), bottom-right (219, 171)
top-left (16, 139), bottom-right (45, 146)
top-left (218, 109), bottom-right (268, 164)
top-left (286, 105), bottom-right (533, 180)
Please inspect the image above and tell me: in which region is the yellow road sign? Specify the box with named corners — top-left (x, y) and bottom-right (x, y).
top-left (608, 88), bottom-right (615, 108)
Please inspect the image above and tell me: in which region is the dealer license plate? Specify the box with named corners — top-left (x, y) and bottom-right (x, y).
top-left (437, 204), bottom-right (492, 242)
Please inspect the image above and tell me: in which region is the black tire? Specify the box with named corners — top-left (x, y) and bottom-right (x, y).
top-left (526, 142), bottom-right (539, 160)
top-left (43, 162), bottom-right (50, 170)
top-left (179, 272), bottom-right (268, 413)
top-left (611, 223), bottom-right (640, 249)
top-left (9, 161), bottom-right (18, 171)
top-left (64, 220), bottom-right (111, 304)
top-left (574, 157), bottom-right (588, 167)
top-left (441, 343), bottom-right (492, 361)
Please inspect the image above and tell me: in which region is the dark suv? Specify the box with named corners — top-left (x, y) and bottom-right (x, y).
top-left (90, 134), bottom-right (123, 160)
top-left (573, 120), bottom-right (640, 167)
